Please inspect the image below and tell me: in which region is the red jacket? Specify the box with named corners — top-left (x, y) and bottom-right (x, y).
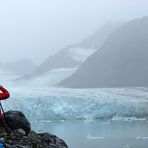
top-left (0, 86), bottom-right (10, 100)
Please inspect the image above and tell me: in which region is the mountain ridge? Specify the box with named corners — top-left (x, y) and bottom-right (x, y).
top-left (59, 16), bottom-right (148, 88)
top-left (22, 22), bottom-right (122, 80)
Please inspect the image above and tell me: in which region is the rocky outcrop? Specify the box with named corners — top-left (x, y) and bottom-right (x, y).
top-left (1, 130), bottom-right (68, 148)
top-left (0, 111), bottom-right (68, 148)
top-left (5, 110), bottom-right (31, 136)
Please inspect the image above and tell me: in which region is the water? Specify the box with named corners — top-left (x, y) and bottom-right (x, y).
top-left (31, 120), bottom-right (148, 148)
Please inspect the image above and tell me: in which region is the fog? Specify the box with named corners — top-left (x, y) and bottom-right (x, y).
top-left (0, 0), bottom-right (148, 64)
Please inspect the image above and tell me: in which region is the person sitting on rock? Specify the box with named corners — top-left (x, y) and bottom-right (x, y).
top-left (0, 85), bottom-right (10, 118)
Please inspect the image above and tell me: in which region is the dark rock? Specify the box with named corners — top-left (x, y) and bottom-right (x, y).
top-left (0, 110), bottom-right (68, 148)
top-left (2, 130), bottom-right (68, 148)
top-left (5, 110), bottom-right (31, 136)
top-left (38, 133), bottom-right (68, 148)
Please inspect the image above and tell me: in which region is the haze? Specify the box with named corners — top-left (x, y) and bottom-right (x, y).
top-left (0, 0), bottom-right (148, 64)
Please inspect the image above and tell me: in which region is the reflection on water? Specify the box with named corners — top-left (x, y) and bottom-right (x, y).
top-left (31, 120), bottom-right (148, 148)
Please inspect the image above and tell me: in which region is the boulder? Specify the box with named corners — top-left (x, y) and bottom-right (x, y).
top-left (4, 110), bottom-right (31, 136)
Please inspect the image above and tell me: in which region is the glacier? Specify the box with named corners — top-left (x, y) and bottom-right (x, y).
top-left (14, 68), bottom-right (77, 87)
top-left (2, 87), bottom-right (148, 122)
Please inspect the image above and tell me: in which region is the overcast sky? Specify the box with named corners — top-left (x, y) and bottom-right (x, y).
top-left (0, 0), bottom-right (148, 64)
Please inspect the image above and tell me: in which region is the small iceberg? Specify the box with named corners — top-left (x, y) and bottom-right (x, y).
top-left (86, 135), bottom-right (105, 140)
top-left (136, 137), bottom-right (148, 140)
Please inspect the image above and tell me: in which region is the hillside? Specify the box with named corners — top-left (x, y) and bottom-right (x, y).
top-left (27, 22), bottom-right (121, 77)
top-left (1, 58), bottom-right (37, 75)
top-left (59, 17), bottom-right (148, 88)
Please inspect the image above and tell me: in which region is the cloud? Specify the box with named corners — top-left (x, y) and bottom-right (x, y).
top-left (0, 0), bottom-right (148, 64)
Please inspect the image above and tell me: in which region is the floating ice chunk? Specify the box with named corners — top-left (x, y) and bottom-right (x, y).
top-left (86, 135), bottom-right (105, 140)
top-left (136, 137), bottom-right (148, 140)
top-left (38, 120), bottom-right (53, 123)
top-left (111, 116), bottom-right (146, 122)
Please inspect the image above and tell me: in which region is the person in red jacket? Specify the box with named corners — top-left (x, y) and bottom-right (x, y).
top-left (0, 86), bottom-right (10, 118)
top-left (0, 85), bottom-right (10, 100)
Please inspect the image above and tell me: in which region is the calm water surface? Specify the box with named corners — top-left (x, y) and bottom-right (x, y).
top-left (31, 120), bottom-right (148, 148)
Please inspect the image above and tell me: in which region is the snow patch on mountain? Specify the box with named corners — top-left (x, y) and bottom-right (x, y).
top-left (69, 48), bottom-right (96, 61)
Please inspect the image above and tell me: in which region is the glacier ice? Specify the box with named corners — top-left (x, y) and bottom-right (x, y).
top-left (2, 87), bottom-right (148, 122)
top-left (14, 68), bottom-right (77, 87)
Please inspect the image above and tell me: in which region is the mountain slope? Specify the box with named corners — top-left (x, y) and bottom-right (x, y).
top-left (59, 17), bottom-right (148, 88)
top-left (28, 22), bottom-right (121, 77)
top-left (30, 49), bottom-right (82, 76)
top-left (1, 58), bottom-right (37, 76)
